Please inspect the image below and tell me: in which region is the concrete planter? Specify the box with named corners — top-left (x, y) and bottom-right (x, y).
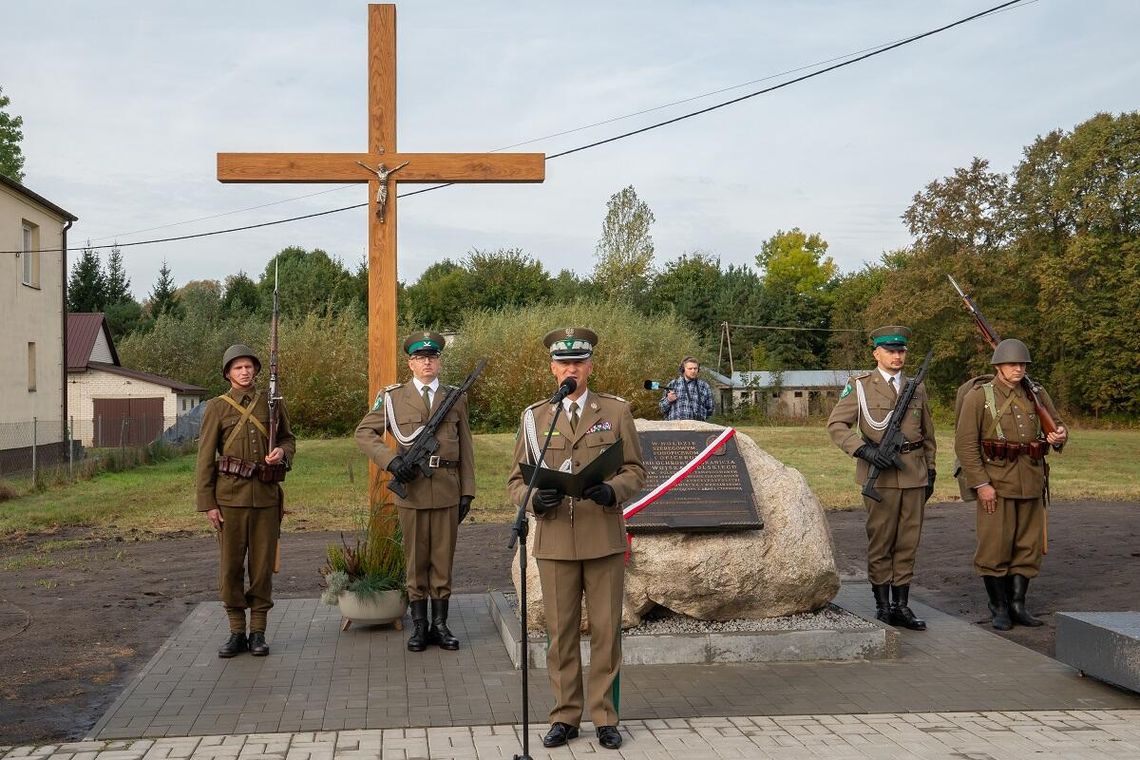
top-left (337, 589), bottom-right (406, 631)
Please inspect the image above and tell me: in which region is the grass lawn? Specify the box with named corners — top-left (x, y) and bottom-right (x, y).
top-left (1, 426), bottom-right (1136, 536)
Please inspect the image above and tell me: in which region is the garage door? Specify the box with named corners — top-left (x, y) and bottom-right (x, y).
top-left (92, 398), bottom-right (166, 447)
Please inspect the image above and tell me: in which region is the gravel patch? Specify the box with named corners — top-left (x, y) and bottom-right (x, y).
top-left (502, 593), bottom-right (876, 637)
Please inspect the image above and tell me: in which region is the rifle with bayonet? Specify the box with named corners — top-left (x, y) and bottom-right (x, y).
top-left (264, 259), bottom-right (288, 483)
top-left (946, 274), bottom-right (1059, 438)
top-left (861, 350), bottom-right (933, 503)
top-left (386, 358), bottom-right (487, 499)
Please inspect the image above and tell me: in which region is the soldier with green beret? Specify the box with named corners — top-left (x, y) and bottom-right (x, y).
top-left (827, 325), bottom-right (936, 631)
top-left (507, 327), bottom-right (646, 751)
top-left (954, 338), bottom-right (1068, 630)
top-left (354, 330), bottom-right (476, 652)
top-left (196, 344), bottom-right (295, 658)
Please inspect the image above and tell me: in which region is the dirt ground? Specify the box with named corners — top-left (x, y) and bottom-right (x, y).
top-left (1, 500), bottom-right (1137, 745)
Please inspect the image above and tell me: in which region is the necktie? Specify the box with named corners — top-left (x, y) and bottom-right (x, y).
top-left (568, 402), bottom-right (579, 433)
top-left (421, 385), bottom-right (432, 412)
top-left (888, 376), bottom-right (898, 399)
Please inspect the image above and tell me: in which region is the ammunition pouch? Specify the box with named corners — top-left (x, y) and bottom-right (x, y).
top-left (218, 455), bottom-right (288, 482)
top-left (981, 438), bottom-right (1048, 464)
top-left (218, 455), bottom-right (257, 479)
top-left (258, 462), bottom-right (288, 483)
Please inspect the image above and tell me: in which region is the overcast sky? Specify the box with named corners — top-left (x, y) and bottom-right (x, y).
top-left (5, 1), bottom-right (1138, 301)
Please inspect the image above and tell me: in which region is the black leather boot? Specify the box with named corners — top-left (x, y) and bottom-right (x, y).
top-left (871, 583), bottom-right (892, 624)
top-left (1009, 574), bottom-right (1044, 627)
top-left (248, 631), bottom-right (269, 656)
top-left (983, 575), bottom-right (1012, 630)
top-left (889, 585), bottom-right (927, 631)
top-left (428, 598), bottom-right (460, 650)
top-left (218, 632), bottom-right (247, 658)
top-left (407, 599), bottom-right (429, 652)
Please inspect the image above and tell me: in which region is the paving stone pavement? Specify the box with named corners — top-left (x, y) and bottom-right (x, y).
top-left (3, 710), bottom-right (1140, 760)
top-left (4, 583), bottom-right (1137, 758)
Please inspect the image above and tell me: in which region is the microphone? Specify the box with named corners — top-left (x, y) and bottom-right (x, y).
top-left (549, 377), bottom-right (577, 404)
top-left (643, 380), bottom-right (662, 390)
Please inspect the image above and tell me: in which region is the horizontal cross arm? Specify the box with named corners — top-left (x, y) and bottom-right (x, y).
top-left (217, 152), bottom-right (545, 183)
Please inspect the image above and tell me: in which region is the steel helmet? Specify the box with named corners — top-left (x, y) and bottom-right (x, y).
top-left (221, 344), bottom-right (262, 378)
top-left (990, 338), bottom-right (1032, 365)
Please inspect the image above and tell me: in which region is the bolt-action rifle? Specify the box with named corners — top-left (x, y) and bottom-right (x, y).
top-left (387, 358), bottom-right (487, 499)
top-left (265, 260), bottom-right (288, 481)
top-left (862, 350), bottom-right (933, 503)
top-left (946, 275), bottom-right (1059, 438)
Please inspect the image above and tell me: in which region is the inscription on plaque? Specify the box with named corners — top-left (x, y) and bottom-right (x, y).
top-left (626, 431), bottom-right (763, 533)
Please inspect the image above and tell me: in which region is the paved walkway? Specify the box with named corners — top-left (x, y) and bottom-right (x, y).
top-left (4, 711), bottom-right (1140, 759)
top-left (3, 583), bottom-right (1138, 758)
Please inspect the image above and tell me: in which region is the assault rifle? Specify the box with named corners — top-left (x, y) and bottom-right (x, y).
top-left (947, 275), bottom-right (1059, 438)
top-left (861, 350), bottom-right (933, 503)
top-left (387, 358), bottom-right (487, 499)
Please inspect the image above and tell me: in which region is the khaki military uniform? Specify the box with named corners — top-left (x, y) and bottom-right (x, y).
top-left (507, 392), bottom-right (646, 729)
top-left (196, 388), bottom-right (295, 632)
top-left (355, 381), bottom-right (475, 601)
top-left (954, 381), bottom-right (1063, 578)
top-left (828, 371), bottom-right (936, 586)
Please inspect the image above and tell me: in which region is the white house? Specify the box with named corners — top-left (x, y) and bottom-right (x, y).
top-left (716, 369), bottom-right (861, 418)
top-left (67, 313), bottom-right (206, 446)
top-left (0, 174), bottom-right (77, 474)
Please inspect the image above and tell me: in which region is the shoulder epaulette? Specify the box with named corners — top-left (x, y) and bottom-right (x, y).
top-left (595, 392), bottom-right (627, 403)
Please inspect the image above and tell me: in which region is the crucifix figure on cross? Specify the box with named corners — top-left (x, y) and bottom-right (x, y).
top-left (355, 159), bottom-right (409, 222)
top-left (217, 4), bottom-right (544, 499)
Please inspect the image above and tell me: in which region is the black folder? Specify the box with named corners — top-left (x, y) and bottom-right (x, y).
top-left (518, 438), bottom-right (624, 499)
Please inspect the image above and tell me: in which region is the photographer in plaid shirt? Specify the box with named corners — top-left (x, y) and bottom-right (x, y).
top-left (659, 357), bottom-right (715, 421)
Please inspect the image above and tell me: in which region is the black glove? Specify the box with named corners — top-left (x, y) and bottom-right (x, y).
top-left (925, 469), bottom-right (936, 502)
top-left (531, 488), bottom-right (563, 515)
top-left (386, 455), bottom-right (418, 484)
top-left (582, 482), bottom-right (616, 507)
top-left (873, 446), bottom-right (897, 470)
top-left (854, 444), bottom-right (879, 466)
top-left (458, 495), bottom-right (473, 523)
top-left (855, 444), bottom-right (895, 471)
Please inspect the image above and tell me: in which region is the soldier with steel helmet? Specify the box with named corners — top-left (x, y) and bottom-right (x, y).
top-left (196, 343), bottom-right (295, 658)
top-left (354, 330), bottom-right (476, 652)
top-left (506, 327), bottom-right (646, 751)
top-left (954, 338), bottom-right (1068, 630)
top-left (827, 325), bottom-right (937, 631)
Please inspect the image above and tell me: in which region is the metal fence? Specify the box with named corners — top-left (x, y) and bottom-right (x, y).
top-left (0, 409), bottom-right (203, 484)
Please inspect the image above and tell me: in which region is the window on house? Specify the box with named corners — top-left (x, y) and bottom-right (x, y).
top-left (27, 342), bottom-right (37, 391)
top-left (21, 221), bottom-right (40, 287)
top-left (794, 391), bottom-right (803, 398)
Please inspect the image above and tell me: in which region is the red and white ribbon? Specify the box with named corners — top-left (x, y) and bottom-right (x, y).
top-left (622, 426), bottom-right (737, 520)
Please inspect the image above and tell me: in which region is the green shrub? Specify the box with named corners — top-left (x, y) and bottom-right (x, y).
top-left (442, 299), bottom-right (704, 431)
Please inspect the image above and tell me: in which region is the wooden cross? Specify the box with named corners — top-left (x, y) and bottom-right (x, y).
top-left (217, 4), bottom-right (544, 499)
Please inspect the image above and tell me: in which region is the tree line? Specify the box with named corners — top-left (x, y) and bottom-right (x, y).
top-left (77, 111), bottom-right (1139, 428)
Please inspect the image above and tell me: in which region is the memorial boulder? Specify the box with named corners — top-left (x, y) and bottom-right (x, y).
top-left (513, 420), bottom-right (840, 631)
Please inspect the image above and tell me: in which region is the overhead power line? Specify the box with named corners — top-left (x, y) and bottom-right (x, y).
top-left (7, 0), bottom-right (1024, 255)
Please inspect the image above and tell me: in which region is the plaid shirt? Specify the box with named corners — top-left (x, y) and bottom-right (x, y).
top-left (659, 377), bottom-right (715, 421)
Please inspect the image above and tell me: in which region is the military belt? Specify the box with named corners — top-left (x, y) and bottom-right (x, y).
top-left (981, 438), bottom-right (1048, 463)
top-left (218, 455), bottom-right (288, 482)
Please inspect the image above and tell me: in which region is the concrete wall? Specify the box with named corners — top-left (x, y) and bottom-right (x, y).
top-left (730, 388), bottom-right (841, 418)
top-left (0, 183), bottom-right (69, 443)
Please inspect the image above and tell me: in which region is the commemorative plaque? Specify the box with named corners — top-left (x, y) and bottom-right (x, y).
top-left (626, 430), bottom-right (763, 533)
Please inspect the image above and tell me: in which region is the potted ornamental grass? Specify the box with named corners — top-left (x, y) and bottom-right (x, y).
top-left (321, 504), bottom-right (407, 630)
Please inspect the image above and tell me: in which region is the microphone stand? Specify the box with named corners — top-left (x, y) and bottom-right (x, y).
top-left (508, 399), bottom-right (566, 760)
